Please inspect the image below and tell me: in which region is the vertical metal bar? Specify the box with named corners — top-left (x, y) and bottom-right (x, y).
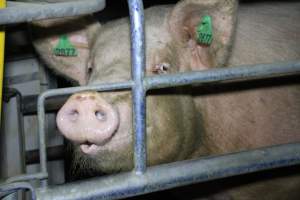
top-left (127, 0), bottom-right (146, 174)
top-left (15, 91), bottom-right (26, 174)
top-left (2, 88), bottom-right (26, 200)
top-left (37, 95), bottom-right (48, 187)
top-left (15, 90), bottom-right (26, 200)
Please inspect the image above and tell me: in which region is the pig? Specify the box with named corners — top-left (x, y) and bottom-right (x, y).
top-left (31, 0), bottom-right (300, 199)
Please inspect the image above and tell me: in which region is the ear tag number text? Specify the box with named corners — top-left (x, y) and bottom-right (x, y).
top-left (196, 15), bottom-right (213, 45)
top-left (53, 35), bottom-right (78, 57)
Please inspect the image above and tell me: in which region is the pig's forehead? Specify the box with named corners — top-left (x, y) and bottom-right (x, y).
top-left (93, 18), bottom-right (131, 69)
top-left (93, 6), bottom-right (172, 69)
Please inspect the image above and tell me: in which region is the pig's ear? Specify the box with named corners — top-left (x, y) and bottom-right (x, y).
top-left (31, 15), bottom-right (101, 85)
top-left (168, 0), bottom-right (237, 70)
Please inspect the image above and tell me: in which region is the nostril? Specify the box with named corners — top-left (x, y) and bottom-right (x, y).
top-left (95, 110), bottom-right (106, 121)
top-left (68, 109), bottom-right (79, 122)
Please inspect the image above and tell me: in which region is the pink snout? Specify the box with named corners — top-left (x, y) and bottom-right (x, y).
top-left (56, 91), bottom-right (119, 155)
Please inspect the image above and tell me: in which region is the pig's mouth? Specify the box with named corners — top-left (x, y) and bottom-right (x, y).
top-left (80, 141), bottom-right (102, 155)
top-left (79, 136), bottom-right (113, 155)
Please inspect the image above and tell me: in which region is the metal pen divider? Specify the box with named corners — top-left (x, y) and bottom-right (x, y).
top-left (0, 0), bottom-right (106, 25)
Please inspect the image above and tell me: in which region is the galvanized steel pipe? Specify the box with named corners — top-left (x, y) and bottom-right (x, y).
top-left (0, 0), bottom-right (106, 25)
top-left (35, 143), bottom-right (300, 200)
top-left (127, 0), bottom-right (147, 175)
top-left (145, 61), bottom-right (300, 90)
top-left (5, 173), bottom-right (48, 184)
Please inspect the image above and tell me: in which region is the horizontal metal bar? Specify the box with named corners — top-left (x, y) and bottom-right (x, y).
top-left (37, 61), bottom-right (300, 101)
top-left (35, 143), bottom-right (300, 200)
top-left (0, 0), bottom-right (106, 25)
top-left (0, 182), bottom-right (36, 200)
top-left (5, 173), bottom-right (48, 184)
top-left (39, 81), bottom-right (133, 99)
top-left (145, 61), bottom-right (300, 90)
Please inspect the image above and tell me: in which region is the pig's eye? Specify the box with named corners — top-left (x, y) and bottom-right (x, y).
top-left (152, 62), bottom-right (170, 74)
top-left (88, 66), bottom-right (93, 76)
top-left (87, 60), bottom-right (94, 77)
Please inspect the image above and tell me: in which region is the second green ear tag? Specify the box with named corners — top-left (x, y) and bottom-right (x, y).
top-left (196, 15), bottom-right (213, 45)
top-left (53, 35), bottom-right (78, 57)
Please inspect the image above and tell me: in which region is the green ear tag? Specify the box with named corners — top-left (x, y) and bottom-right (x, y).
top-left (53, 35), bottom-right (78, 57)
top-left (196, 15), bottom-right (213, 45)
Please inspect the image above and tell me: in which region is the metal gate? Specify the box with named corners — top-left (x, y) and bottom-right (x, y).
top-left (1, 0), bottom-right (300, 199)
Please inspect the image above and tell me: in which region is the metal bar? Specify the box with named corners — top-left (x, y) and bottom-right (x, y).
top-left (2, 88), bottom-right (27, 200)
top-left (34, 143), bottom-right (300, 200)
top-left (127, 0), bottom-right (147, 175)
top-left (37, 92), bottom-right (48, 187)
top-left (36, 61), bottom-right (300, 101)
top-left (145, 61), bottom-right (300, 90)
top-left (15, 90), bottom-right (26, 176)
top-left (40, 81), bottom-right (133, 98)
top-left (2, 88), bottom-right (26, 174)
top-left (5, 173), bottom-right (48, 184)
top-left (0, 182), bottom-right (36, 200)
top-left (25, 60), bottom-right (299, 115)
top-left (0, 0), bottom-right (106, 25)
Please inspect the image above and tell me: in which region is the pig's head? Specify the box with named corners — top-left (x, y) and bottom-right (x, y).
top-left (32, 0), bottom-right (237, 175)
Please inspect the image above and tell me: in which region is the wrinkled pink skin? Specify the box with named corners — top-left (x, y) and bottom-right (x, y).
top-left (33, 1), bottom-right (300, 199)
